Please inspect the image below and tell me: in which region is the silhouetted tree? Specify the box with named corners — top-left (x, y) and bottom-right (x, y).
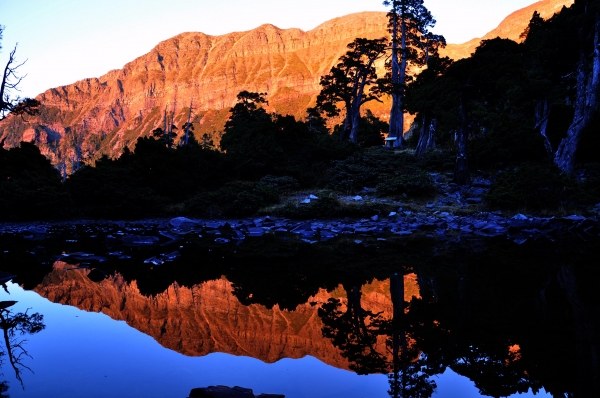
top-left (0, 301), bottom-right (45, 390)
top-left (0, 26), bottom-right (40, 121)
top-left (383, 0), bottom-right (445, 147)
top-left (315, 37), bottom-right (387, 143)
top-left (405, 55), bottom-right (452, 156)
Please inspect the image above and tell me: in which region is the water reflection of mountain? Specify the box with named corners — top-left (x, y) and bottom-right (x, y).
top-left (34, 261), bottom-right (419, 370)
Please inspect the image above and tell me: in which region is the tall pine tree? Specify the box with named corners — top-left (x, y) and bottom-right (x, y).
top-left (383, 0), bottom-right (445, 147)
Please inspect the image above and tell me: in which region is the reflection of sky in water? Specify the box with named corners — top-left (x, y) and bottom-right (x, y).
top-left (2, 283), bottom-right (550, 398)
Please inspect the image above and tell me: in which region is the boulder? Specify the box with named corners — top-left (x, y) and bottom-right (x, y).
top-left (170, 217), bottom-right (200, 229)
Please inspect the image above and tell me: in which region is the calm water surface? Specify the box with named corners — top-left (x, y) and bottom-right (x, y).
top-left (0, 222), bottom-right (596, 397)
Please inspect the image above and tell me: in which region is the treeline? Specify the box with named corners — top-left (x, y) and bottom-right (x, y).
top-left (0, 96), bottom-right (391, 220)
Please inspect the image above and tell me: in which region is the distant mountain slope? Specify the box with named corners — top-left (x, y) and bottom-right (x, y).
top-left (0, 0), bottom-right (573, 169)
top-left (443, 0), bottom-right (574, 59)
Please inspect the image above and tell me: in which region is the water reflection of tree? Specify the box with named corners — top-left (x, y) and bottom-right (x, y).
top-left (0, 302), bottom-right (45, 391)
top-left (318, 275), bottom-right (437, 398)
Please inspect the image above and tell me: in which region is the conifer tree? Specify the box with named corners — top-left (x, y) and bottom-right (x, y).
top-left (315, 37), bottom-right (387, 143)
top-left (383, 0), bottom-right (445, 147)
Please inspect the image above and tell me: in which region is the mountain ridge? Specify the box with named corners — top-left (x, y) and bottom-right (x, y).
top-left (0, 1), bottom-right (573, 170)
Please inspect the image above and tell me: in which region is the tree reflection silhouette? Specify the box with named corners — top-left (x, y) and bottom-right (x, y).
top-left (318, 275), bottom-right (437, 398)
top-left (0, 301), bottom-right (45, 391)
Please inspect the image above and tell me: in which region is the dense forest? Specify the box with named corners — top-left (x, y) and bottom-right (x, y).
top-left (1, 0), bottom-right (600, 221)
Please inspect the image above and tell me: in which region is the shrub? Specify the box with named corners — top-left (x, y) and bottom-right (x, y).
top-left (275, 191), bottom-right (341, 219)
top-left (259, 175), bottom-right (300, 194)
top-left (375, 168), bottom-right (434, 197)
top-left (326, 149), bottom-right (405, 192)
top-left (185, 181), bottom-right (280, 218)
top-left (485, 163), bottom-right (576, 210)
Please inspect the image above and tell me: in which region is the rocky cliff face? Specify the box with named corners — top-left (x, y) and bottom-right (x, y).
top-left (0, 0), bottom-right (573, 169)
top-left (34, 262), bottom-right (419, 370)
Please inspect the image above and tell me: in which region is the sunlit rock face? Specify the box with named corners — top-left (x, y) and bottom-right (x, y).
top-left (0, 0), bottom-right (572, 166)
top-left (34, 261), bottom-right (420, 369)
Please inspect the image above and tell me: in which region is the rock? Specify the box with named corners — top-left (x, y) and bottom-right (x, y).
top-left (319, 230), bottom-right (336, 241)
top-left (371, 215), bottom-right (379, 221)
top-left (353, 195), bottom-right (363, 201)
top-left (301, 198), bottom-right (311, 204)
top-left (426, 203), bottom-right (435, 208)
top-left (291, 222), bottom-right (312, 233)
top-left (162, 251), bottom-right (181, 261)
top-left (309, 194), bottom-right (318, 199)
top-left (214, 238), bottom-right (230, 244)
top-left (205, 222), bottom-right (223, 229)
top-left (512, 214), bottom-right (528, 220)
top-left (247, 227), bottom-right (265, 237)
top-left (388, 212), bottom-right (397, 217)
top-left (144, 256), bottom-right (165, 266)
top-left (189, 386), bottom-right (256, 398)
top-left (170, 217), bottom-right (199, 229)
top-left (563, 215), bottom-right (586, 221)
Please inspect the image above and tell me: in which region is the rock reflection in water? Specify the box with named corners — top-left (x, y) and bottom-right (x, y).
top-left (34, 262), bottom-right (418, 370)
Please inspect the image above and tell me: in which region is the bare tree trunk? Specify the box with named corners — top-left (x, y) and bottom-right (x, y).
top-left (555, 17), bottom-right (600, 174)
top-left (535, 99), bottom-right (553, 161)
top-left (454, 94), bottom-right (471, 185)
top-left (415, 114), bottom-right (437, 157)
top-left (389, 6), bottom-right (405, 148)
top-left (349, 103), bottom-right (362, 143)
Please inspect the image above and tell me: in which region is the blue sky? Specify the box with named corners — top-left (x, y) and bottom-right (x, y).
top-left (1, 0), bottom-right (538, 98)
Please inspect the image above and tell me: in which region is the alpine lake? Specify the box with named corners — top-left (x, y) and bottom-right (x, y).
top-left (0, 214), bottom-right (598, 398)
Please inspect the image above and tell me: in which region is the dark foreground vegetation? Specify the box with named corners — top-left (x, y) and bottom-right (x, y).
top-left (2, 1), bottom-right (600, 221)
